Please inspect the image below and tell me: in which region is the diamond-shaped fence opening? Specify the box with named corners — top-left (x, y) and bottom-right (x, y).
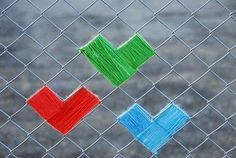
top-left (120, 139), bottom-right (153, 158)
top-left (191, 139), bottom-right (225, 158)
top-left (0, 0), bottom-right (236, 158)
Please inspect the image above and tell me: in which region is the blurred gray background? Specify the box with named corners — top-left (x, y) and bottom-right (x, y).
top-left (0, 0), bottom-right (236, 157)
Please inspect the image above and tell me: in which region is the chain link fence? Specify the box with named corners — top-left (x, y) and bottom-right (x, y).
top-left (0, 0), bottom-right (236, 157)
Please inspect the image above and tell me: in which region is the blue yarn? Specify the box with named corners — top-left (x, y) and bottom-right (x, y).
top-left (117, 103), bottom-right (190, 154)
top-left (118, 103), bottom-right (152, 136)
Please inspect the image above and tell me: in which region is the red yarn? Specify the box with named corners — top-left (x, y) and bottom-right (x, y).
top-left (27, 86), bottom-right (100, 134)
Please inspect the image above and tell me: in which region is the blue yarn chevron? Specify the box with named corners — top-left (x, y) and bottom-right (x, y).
top-left (118, 103), bottom-right (190, 154)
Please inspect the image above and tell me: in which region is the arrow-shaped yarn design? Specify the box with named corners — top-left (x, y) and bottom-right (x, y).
top-left (118, 103), bottom-right (190, 153)
top-left (78, 34), bottom-right (155, 86)
top-left (27, 86), bottom-right (100, 134)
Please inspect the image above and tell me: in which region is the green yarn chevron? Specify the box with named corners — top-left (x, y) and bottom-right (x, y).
top-left (78, 34), bottom-right (155, 86)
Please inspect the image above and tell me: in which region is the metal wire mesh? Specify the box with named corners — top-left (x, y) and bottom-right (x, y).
top-left (0, 0), bottom-right (236, 157)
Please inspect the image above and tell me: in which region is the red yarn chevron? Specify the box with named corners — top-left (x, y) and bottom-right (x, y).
top-left (27, 86), bottom-right (100, 134)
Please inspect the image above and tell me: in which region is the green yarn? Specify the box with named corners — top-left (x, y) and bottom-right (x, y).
top-left (78, 34), bottom-right (155, 86)
top-left (118, 34), bottom-right (155, 69)
top-left (79, 35), bottom-right (136, 86)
